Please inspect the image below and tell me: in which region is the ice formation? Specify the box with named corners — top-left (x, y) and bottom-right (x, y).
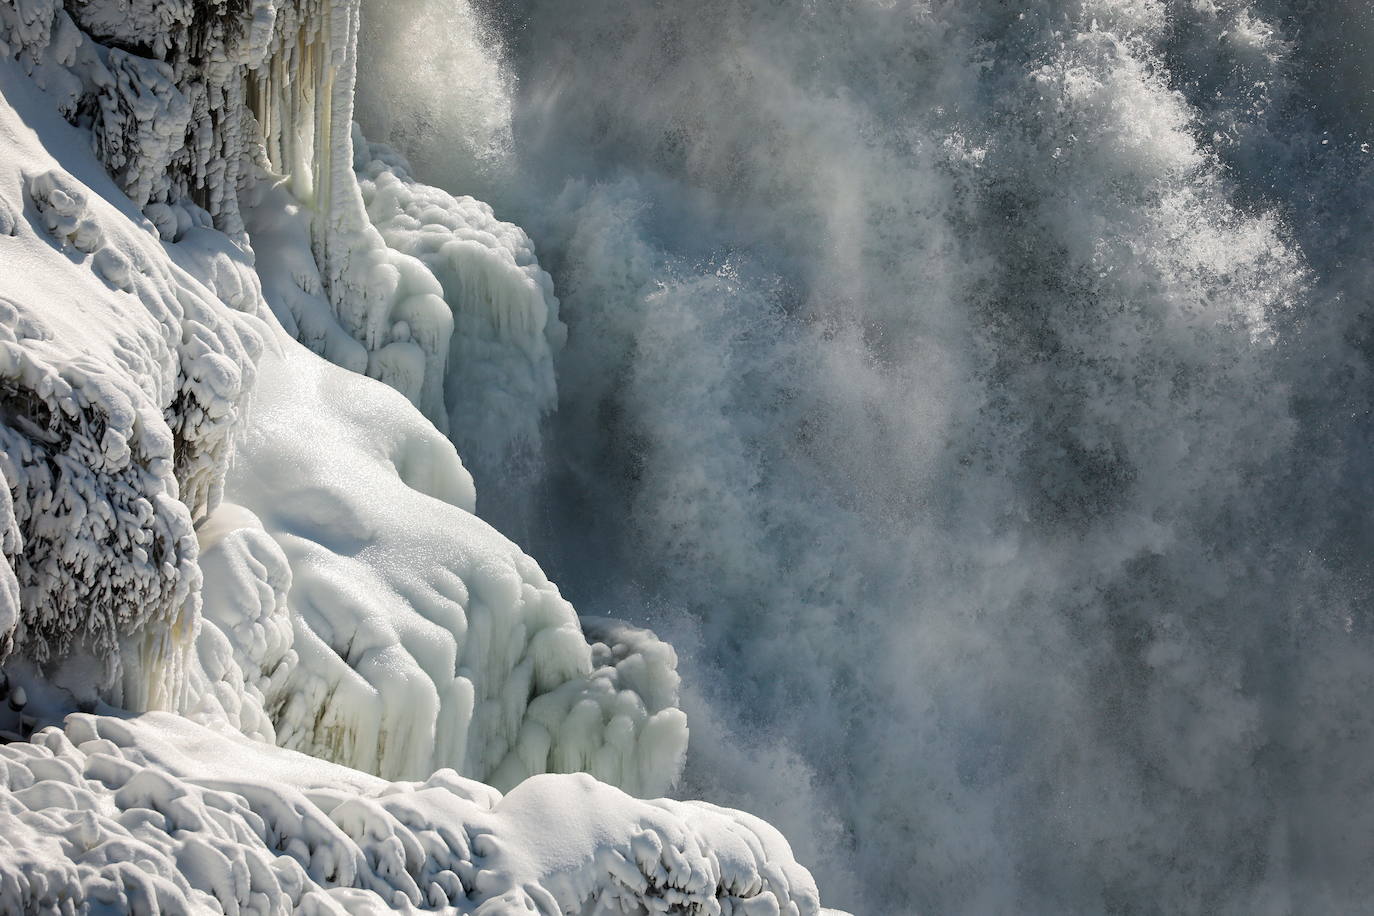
top-left (0, 0), bottom-right (838, 913)
top-left (222, 317), bottom-right (686, 792)
top-left (11, 0), bottom-right (552, 450)
top-left (355, 135), bottom-right (564, 482)
top-left (0, 42), bottom-right (261, 712)
top-left (0, 713), bottom-right (819, 915)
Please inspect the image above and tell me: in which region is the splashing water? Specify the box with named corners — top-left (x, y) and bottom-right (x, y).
top-left (358, 1), bottom-right (1374, 912)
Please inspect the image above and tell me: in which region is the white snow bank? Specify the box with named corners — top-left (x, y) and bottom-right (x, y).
top-left (0, 711), bottom-right (821, 915)
top-left (222, 311), bottom-right (687, 795)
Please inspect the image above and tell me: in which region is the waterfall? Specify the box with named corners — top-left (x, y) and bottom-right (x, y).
top-left (358, 1), bottom-right (1374, 912)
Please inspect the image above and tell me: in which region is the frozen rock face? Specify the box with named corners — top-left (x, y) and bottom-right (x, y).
top-left (0, 58), bottom-right (261, 709)
top-left (2, 0), bottom-right (410, 389)
top-left (7, 0), bottom-right (567, 505)
top-left (55, 0), bottom-right (361, 238)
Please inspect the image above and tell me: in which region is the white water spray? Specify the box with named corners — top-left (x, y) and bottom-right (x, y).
top-left (360, 2), bottom-right (1374, 912)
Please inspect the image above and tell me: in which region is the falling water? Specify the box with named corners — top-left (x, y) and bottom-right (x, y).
top-left (357, 2), bottom-right (1374, 912)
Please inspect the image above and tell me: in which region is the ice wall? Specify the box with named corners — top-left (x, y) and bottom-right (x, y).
top-left (355, 136), bottom-right (564, 502)
top-left (9, 0), bottom-right (466, 439)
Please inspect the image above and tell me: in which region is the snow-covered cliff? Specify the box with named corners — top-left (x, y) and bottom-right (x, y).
top-left (0, 1), bottom-right (836, 912)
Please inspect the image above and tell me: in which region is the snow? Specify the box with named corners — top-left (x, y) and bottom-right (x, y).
top-left (220, 317), bottom-right (688, 791)
top-left (189, 503), bottom-right (295, 745)
top-left (0, 49), bottom-right (260, 710)
top-left (0, 712), bottom-right (820, 915)
top-left (0, 1), bottom-right (840, 912)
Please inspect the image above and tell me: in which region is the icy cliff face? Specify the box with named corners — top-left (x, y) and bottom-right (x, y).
top-left (0, 39), bottom-right (262, 711)
top-left (10, 0), bottom-right (551, 458)
top-left (0, 6), bottom-right (838, 915)
top-left (0, 0), bottom-right (690, 797)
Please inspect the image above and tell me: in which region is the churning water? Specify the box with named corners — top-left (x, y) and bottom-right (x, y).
top-left (358, 2), bottom-right (1374, 911)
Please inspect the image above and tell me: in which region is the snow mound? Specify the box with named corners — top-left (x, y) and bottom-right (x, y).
top-left (224, 315), bottom-right (687, 795)
top-left (0, 712), bottom-right (821, 915)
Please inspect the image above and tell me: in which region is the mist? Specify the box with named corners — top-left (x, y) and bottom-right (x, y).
top-left (357, 2), bottom-right (1374, 912)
